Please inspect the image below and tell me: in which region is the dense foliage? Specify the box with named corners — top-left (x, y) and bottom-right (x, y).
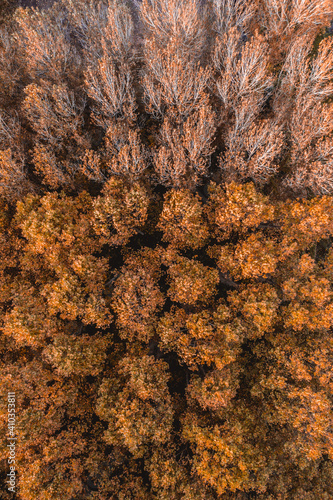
top-left (0, 0), bottom-right (333, 498)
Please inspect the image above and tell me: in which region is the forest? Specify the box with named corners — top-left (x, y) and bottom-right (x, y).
top-left (0, 0), bottom-right (333, 498)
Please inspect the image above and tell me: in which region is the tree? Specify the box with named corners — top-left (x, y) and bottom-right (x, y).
top-left (96, 354), bottom-right (174, 458)
top-left (157, 188), bottom-right (209, 250)
top-left (100, 122), bottom-right (148, 181)
top-left (153, 106), bottom-right (215, 187)
top-left (274, 35), bottom-right (333, 195)
top-left (22, 81), bottom-right (88, 188)
top-left (14, 3), bottom-right (77, 82)
top-left (0, 113), bottom-right (31, 200)
top-left (0, 26), bottom-right (21, 107)
top-left (111, 248), bottom-right (165, 342)
top-left (258, 0), bottom-right (332, 60)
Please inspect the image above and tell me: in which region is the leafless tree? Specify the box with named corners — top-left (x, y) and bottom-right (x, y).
top-left (14, 3), bottom-right (76, 81)
top-left (153, 105), bottom-right (215, 187)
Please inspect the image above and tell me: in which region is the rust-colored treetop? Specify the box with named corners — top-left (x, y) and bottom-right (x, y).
top-left (0, 1), bottom-right (333, 499)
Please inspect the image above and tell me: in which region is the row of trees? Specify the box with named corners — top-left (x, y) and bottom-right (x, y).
top-left (0, 0), bottom-right (332, 197)
top-left (1, 180), bottom-right (333, 498)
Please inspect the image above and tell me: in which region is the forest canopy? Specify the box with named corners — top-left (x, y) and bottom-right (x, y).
top-left (1, 0), bottom-right (333, 498)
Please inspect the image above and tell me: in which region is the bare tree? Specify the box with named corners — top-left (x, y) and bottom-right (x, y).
top-left (22, 81), bottom-right (89, 187)
top-left (23, 82), bottom-right (85, 145)
top-left (85, 56), bottom-right (136, 127)
top-left (140, 0), bottom-right (208, 58)
top-left (14, 3), bottom-right (76, 82)
top-left (104, 122), bottom-right (148, 180)
top-left (0, 113), bottom-right (31, 199)
top-left (140, 0), bottom-right (211, 119)
top-left (258, 0), bottom-right (333, 62)
top-left (211, 0), bottom-right (258, 37)
top-left (62, 0), bottom-right (109, 64)
top-left (153, 105), bottom-right (215, 187)
top-left (263, 0), bottom-right (332, 35)
top-left (0, 26), bottom-right (21, 106)
top-left (222, 117), bottom-right (284, 184)
top-left (142, 39), bottom-right (211, 118)
top-left (213, 28), bottom-right (273, 117)
top-left (274, 36), bottom-right (333, 195)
